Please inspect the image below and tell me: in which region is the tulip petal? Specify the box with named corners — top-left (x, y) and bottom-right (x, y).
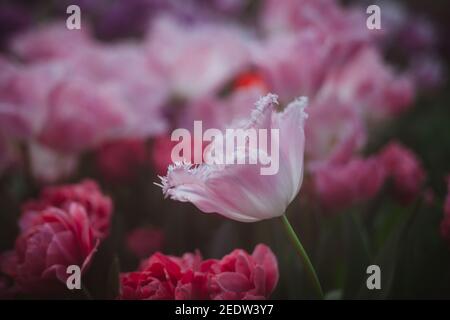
top-left (158, 94), bottom-right (308, 222)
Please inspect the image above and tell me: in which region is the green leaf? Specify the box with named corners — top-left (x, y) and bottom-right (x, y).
top-left (356, 202), bottom-right (417, 299)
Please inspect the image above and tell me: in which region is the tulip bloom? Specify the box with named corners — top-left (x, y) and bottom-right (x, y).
top-left (379, 141), bottom-right (425, 204)
top-left (158, 94), bottom-right (324, 298)
top-left (313, 156), bottom-right (386, 210)
top-left (157, 93), bottom-right (307, 222)
top-left (119, 244), bottom-right (278, 300)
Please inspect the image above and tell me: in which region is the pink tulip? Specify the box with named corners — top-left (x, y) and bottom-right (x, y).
top-left (210, 244), bottom-right (279, 300)
top-left (120, 253), bottom-right (183, 300)
top-left (0, 134), bottom-right (18, 174)
top-left (0, 275), bottom-right (17, 299)
top-left (126, 227), bottom-right (164, 259)
top-left (305, 98), bottom-right (366, 166)
top-left (313, 157), bottom-right (386, 211)
top-left (145, 16), bottom-right (251, 99)
top-left (233, 71), bottom-right (268, 92)
top-left (1, 203), bottom-right (98, 295)
top-left (66, 44), bottom-right (169, 139)
top-left (22, 179), bottom-right (113, 239)
top-left (252, 34), bottom-right (331, 102)
top-left (0, 61), bottom-right (59, 140)
top-left (0, 51), bottom-right (167, 157)
top-left (157, 94), bottom-right (307, 222)
top-left (318, 47), bottom-right (414, 120)
top-left (119, 244), bottom-right (278, 300)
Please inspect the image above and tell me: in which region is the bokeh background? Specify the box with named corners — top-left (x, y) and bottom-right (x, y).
top-left (0, 0), bottom-right (450, 299)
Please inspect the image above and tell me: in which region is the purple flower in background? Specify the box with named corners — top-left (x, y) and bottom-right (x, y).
top-left (94, 0), bottom-right (158, 40)
top-left (410, 55), bottom-right (444, 91)
top-left (367, 0), bottom-right (444, 90)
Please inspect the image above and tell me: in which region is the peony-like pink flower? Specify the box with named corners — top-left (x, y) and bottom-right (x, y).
top-left (1, 203), bottom-right (98, 295)
top-left (145, 16), bottom-right (251, 99)
top-left (95, 139), bottom-right (149, 183)
top-left (126, 227), bottom-right (164, 259)
top-left (313, 157), bottom-right (386, 211)
top-left (22, 179), bottom-right (113, 239)
top-left (440, 177), bottom-right (450, 245)
top-left (158, 94), bottom-right (307, 222)
top-left (379, 142), bottom-right (426, 204)
top-left (208, 244), bottom-right (279, 300)
top-left (179, 86), bottom-right (264, 133)
top-left (120, 252), bottom-right (192, 300)
top-left (119, 244), bottom-right (278, 300)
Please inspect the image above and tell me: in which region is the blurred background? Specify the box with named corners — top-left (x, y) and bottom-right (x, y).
top-left (0, 0), bottom-right (450, 299)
